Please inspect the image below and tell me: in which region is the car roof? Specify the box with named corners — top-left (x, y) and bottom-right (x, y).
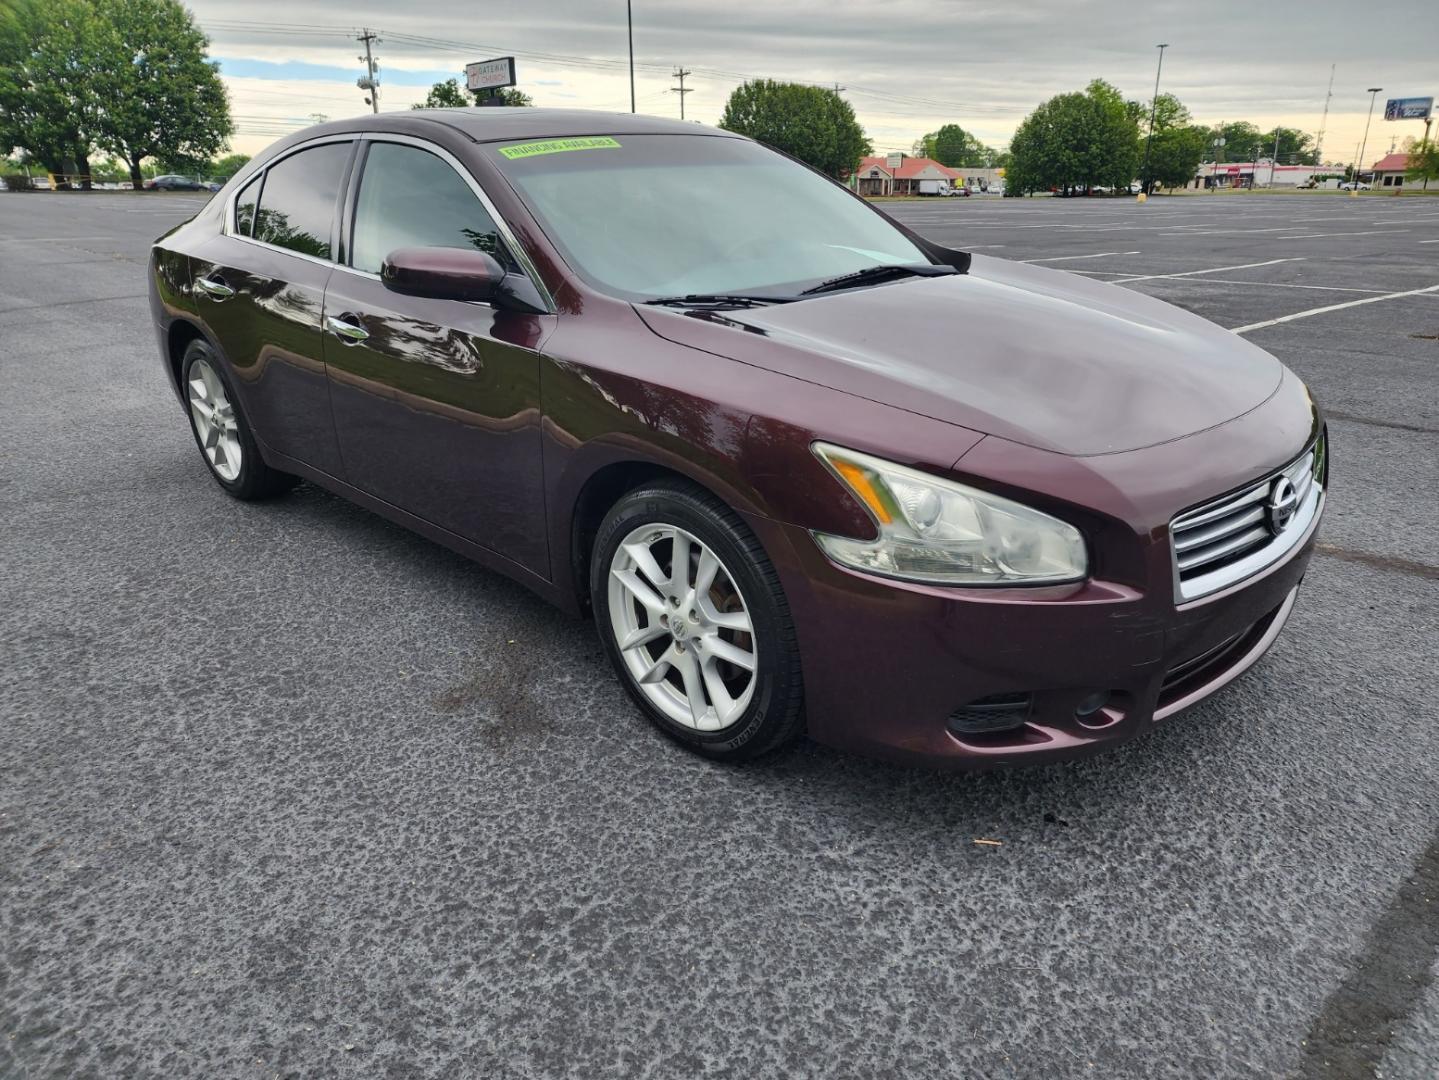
top-left (314, 107), bottom-right (740, 145)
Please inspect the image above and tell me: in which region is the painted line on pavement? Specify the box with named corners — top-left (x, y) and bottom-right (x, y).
top-left (1110, 257), bottom-right (1303, 283)
top-left (1021, 250), bottom-right (1141, 263)
top-left (1231, 283), bottom-right (1439, 334)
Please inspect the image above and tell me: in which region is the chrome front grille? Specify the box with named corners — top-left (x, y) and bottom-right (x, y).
top-left (1171, 437), bottom-right (1324, 601)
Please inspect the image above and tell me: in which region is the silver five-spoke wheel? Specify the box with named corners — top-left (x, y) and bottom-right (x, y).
top-left (187, 355), bottom-right (242, 482)
top-left (607, 524), bottom-right (757, 732)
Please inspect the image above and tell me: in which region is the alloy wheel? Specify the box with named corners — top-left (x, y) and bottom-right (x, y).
top-left (607, 524), bottom-right (757, 731)
top-left (187, 355), bottom-right (242, 481)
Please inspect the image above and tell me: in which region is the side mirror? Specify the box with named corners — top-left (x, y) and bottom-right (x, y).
top-left (380, 246), bottom-right (505, 303)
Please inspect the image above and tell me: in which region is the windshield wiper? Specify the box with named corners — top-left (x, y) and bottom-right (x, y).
top-left (642, 293), bottom-right (795, 309)
top-left (799, 262), bottom-right (958, 296)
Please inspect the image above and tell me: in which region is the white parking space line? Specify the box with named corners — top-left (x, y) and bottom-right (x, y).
top-left (1231, 283), bottom-right (1439, 334)
top-left (1146, 278), bottom-right (1387, 294)
top-left (1021, 250), bottom-right (1141, 263)
top-left (1110, 257), bottom-right (1303, 283)
top-left (1419, 239), bottom-right (1439, 244)
top-left (0, 235), bottom-right (117, 242)
top-left (1275, 229), bottom-right (1411, 240)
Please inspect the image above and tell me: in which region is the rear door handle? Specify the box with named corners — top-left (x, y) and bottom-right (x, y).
top-left (196, 275), bottom-right (234, 299)
top-left (325, 313), bottom-right (369, 343)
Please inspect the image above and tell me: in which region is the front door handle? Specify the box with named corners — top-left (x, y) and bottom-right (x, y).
top-left (325, 313), bottom-right (369, 343)
top-left (196, 275), bottom-right (234, 299)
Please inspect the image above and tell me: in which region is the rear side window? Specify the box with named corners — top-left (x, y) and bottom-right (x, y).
top-left (234, 175), bottom-right (260, 236)
top-left (253, 142), bottom-right (352, 260)
top-left (351, 142), bottom-right (512, 275)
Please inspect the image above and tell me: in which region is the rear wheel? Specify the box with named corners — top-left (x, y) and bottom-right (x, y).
top-left (591, 481), bottom-right (805, 761)
top-left (181, 339), bottom-right (297, 500)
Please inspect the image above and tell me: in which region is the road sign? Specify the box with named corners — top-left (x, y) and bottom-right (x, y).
top-left (1384, 97), bottom-right (1433, 121)
top-left (466, 57), bottom-right (516, 93)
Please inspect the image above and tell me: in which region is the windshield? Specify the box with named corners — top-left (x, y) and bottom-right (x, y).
top-left (495, 134), bottom-right (930, 300)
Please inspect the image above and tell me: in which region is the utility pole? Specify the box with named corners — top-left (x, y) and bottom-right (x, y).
top-left (357, 29), bottom-right (380, 114)
top-left (1356, 87), bottom-right (1383, 190)
top-left (1315, 63), bottom-right (1335, 164)
top-left (626, 1), bottom-right (635, 113)
top-left (1269, 128), bottom-right (1281, 187)
top-left (672, 67), bottom-right (692, 120)
top-left (1140, 43), bottom-right (1169, 196)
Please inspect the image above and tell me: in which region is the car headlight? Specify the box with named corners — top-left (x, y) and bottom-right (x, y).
top-left (811, 443), bottom-right (1088, 586)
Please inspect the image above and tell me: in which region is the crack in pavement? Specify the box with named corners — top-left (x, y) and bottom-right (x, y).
top-left (1324, 410), bottom-right (1439, 436)
top-left (1298, 831), bottom-right (1439, 1078)
top-left (1314, 544), bottom-right (1439, 582)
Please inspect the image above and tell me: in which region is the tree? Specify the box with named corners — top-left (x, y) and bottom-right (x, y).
top-left (1256, 127), bottom-right (1317, 165)
top-left (1133, 92), bottom-right (1206, 191)
top-left (415, 78), bottom-right (469, 109)
top-left (1406, 140), bottom-right (1439, 190)
top-left (0, 0), bottom-right (105, 187)
top-left (414, 78), bottom-right (532, 109)
top-left (91, 0), bottom-right (232, 189)
top-left (931, 123), bottom-right (992, 167)
top-left (1212, 121), bottom-right (1262, 163)
top-left (719, 79), bottom-right (871, 179)
top-left (1005, 80), bottom-right (1140, 195)
top-left (211, 153), bottom-right (251, 181)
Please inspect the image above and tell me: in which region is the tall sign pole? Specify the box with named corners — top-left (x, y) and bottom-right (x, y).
top-left (1355, 87), bottom-right (1383, 191)
top-left (627, 1), bottom-right (636, 113)
top-left (1140, 43), bottom-right (1169, 197)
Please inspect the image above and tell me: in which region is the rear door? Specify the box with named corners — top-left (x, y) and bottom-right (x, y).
top-left (320, 137), bottom-right (554, 576)
top-left (188, 138), bottom-right (355, 476)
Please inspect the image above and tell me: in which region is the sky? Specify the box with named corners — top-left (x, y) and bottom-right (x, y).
top-left (190, 0), bottom-right (1436, 167)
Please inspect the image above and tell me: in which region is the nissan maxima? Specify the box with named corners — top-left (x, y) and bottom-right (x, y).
top-left (148, 110), bottom-right (1326, 768)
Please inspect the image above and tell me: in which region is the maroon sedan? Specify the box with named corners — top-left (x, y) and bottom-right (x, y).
top-left (148, 110), bottom-right (1326, 768)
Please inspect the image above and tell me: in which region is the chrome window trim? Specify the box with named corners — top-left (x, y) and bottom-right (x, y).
top-left (222, 130), bottom-right (555, 313)
top-left (1170, 442), bottom-right (1325, 604)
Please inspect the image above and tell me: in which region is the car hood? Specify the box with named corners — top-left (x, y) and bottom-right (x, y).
top-left (634, 254), bottom-right (1284, 456)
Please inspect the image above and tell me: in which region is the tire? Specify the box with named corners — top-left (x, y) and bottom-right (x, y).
top-left (591, 480), bottom-right (805, 762)
top-left (180, 338), bottom-right (297, 500)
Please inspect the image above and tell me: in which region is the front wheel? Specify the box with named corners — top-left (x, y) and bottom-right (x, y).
top-left (591, 481), bottom-right (805, 762)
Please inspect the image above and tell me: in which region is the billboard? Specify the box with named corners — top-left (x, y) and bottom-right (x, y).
top-left (1384, 97), bottom-right (1433, 121)
top-left (466, 57), bottom-right (516, 93)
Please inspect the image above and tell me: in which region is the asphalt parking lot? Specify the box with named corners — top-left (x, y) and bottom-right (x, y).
top-left (2, 190), bottom-right (1437, 1079)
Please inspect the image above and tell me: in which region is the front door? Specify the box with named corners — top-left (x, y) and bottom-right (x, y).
top-left (322, 139), bottom-right (553, 577)
top-left (189, 140), bottom-right (355, 476)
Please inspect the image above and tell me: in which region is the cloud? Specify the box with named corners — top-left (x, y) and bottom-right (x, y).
top-left (194, 0), bottom-right (1435, 161)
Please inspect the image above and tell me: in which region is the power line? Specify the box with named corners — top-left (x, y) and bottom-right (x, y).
top-left (200, 18), bottom-right (1022, 116)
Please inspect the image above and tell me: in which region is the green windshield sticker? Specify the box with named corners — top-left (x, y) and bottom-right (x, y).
top-left (498, 136), bottom-right (621, 160)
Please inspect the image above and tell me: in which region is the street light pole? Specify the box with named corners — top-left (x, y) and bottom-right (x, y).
top-left (1354, 87), bottom-right (1382, 191)
top-left (1140, 44), bottom-right (1169, 196)
top-left (627, 0), bottom-right (636, 113)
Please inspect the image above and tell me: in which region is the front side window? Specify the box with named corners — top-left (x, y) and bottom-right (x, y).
top-left (496, 134), bottom-right (929, 300)
top-left (351, 142), bottom-right (510, 275)
top-left (253, 141), bottom-right (352, 260)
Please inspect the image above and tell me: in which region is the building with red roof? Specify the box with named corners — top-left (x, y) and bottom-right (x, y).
top-left (1370, 152), bottom-right (1410, 188)
top-left (854, 155), bottom-right (960, 196)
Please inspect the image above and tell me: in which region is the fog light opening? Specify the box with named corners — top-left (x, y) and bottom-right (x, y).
top-left (1075, 691), bottom-right (1112, 719)
top-left (947, 692), bottom-right (1033, 737)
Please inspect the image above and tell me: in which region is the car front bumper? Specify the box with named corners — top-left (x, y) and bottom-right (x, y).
top-left (753, 492), bottom-right (1321, 770)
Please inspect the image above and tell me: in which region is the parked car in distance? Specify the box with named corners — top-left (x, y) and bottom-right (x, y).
top-left (1339, 181), bottom-right (1371, 191)
top-left (148, 110), bottom-right (1326, 769)
top-left (944, 185), bottom-right (971, 197)
top-left (147, 174), bottom-right (204, 191)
